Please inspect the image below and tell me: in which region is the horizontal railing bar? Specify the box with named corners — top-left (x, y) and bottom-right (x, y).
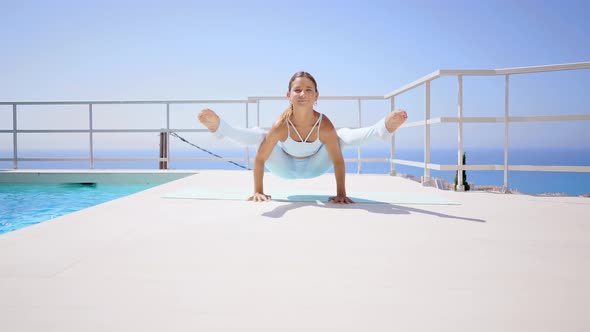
top-left (0, 157), bottom-right (394, 163)
top-left (0, 97), bottom-right (386, 107)
top-left (3, 125), bottom-right (440, 134)
top-left (391, 160), bottom-right (445, 170)
top-left (438, 69), bottom-right (497, 76)
top-left (3, 157), bottom-right (588, 172)
top-left (0, 129), bottom-right (211, 134)
top-left (0, 157), bottom-right (172, 162)
top-left (456, 164), bottom-right (505, 171)
top-left (508, 114), bottom-right (590, 122)
top-left (387, 114), bottom-right (590, 129)
top-left (0, 129), bottom-right (166, 134)
top-left (495, 61), bottom-right (590, 75)
top-left (344, 158), bottom-right (390, 163)
top-left (397, 119), bottom-right (445, 128)
top-left (0, 100), bottom-right (250, 106)
top-left (249, 96), bottom-right (384, 101)
top-left (157, 157), bottom-right (422, 165)
top-left (169, 157), bottom-right (248, 162)
top-left (507, 165), bottom-right (590, 172)
top-left (7, 157), bottom-right (252, 163)
top-left (384, 71), bottom-right (440, 98)
top-left (425, 163), bottom-right (442, 171)
top-left (391, 159), bottom-right (426, 168)
top-left (457, 164), bottom-right (590, 172)
top-left (440, 115), bottom-right (590, 123)
top-left (5, 158), bottom-right (93, 162)
top-left (168, 129), bottom-right (209, 132)
top-left (390, 160), bottom-right (590, 173)
top-left (94, 158), bottom-right (165, 162)
top-left (384, 61), bottom-right (590, 99)
top-left (440, 117), bottom-right (501, 123)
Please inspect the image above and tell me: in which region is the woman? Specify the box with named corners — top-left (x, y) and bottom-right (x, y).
top-left (198, 71), bottom-right (407, 203)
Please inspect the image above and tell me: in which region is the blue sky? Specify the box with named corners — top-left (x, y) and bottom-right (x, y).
top-left (1, 0), bottom-right (589, 150)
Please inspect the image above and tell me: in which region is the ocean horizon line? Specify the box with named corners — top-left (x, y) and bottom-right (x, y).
top-left (2, 147), bottom-right (588, 196)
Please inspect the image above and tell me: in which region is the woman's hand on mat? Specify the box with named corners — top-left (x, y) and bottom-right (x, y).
top-left (248, 192), bottom-right (272, 202)
top-left (328, 195), bottom-right (355, 204)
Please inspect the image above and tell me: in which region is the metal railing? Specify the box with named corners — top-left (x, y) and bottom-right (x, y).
top-left (0, 97), bottom-right (388, 172)
top-left (385, 61), bottom-right (590, 191)
top-left (1, 61), bottom-right (589, 192)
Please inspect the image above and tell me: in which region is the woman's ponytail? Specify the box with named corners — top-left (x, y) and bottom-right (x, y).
top-left (278, 103), bottom-right (293, 124)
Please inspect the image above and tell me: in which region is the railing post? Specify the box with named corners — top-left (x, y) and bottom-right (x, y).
top-left (456, 75), bottom-right (465, 191)
top-left (159, 131), bottom-right (168, 169)
top-left (423, 81), bottom-right (431, 185)
top-left (89, 104), bottom-right (94, 169)
top-left (503, 75), bottom-right (510, 193)
top-left (256, 98), bottom-right (260, 127)
top-left (12, 104), bottom-right (17, 169)
top-left (245, 102), bottom-right (250, 170)
top-left (390, 96), bottom-right (396, 176)
top-left (357, 98), bottom-right (362, 174)
top-left (166, 103), bottom-right (170, 169)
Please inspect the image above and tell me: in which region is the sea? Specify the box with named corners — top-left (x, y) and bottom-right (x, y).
top-left (1, 147), bottom-right (589, 196)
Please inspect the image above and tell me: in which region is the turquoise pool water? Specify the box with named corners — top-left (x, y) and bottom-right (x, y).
top-left (0, 183), bottom-right (155, 235)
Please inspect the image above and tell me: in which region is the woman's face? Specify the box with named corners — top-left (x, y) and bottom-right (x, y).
top-left (287, 77), bottom-right (318, 108)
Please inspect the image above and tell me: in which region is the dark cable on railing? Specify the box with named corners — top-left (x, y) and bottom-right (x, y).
top-left (169, 132), bottom-right (247, 170)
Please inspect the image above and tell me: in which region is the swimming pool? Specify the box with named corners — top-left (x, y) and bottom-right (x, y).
top-left (0, 183), bottom-right (155, 235)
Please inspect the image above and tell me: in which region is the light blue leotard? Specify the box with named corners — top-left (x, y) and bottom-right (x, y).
top-left (212, 113), bottom-right (390, 179)
top-left (281, 114), bottom-right (323, 158)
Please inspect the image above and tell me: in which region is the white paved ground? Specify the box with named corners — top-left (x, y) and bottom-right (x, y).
top-left (1, 170), bottom-right (589, 331)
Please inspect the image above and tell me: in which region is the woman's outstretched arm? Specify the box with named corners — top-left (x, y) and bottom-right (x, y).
top-left (320, 117), bottom-right (354, 204)
top-left (248, 123), bottom-right (282, 202)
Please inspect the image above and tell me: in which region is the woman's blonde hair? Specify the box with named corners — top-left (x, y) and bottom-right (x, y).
top-left (278, 71), bottom-right (318, 124)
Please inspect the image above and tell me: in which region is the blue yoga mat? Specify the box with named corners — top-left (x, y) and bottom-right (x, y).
top-left (163, 188), bottom-right (458, 205)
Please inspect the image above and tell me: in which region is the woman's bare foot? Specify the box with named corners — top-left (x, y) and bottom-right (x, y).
top-left (386, 109), bottom-right (408, 133)
top-left (198, 108), bottom-right (220, 132)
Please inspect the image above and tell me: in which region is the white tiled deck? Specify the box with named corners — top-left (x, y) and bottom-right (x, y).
top-left (1, 170), bottom-right (589, 331)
